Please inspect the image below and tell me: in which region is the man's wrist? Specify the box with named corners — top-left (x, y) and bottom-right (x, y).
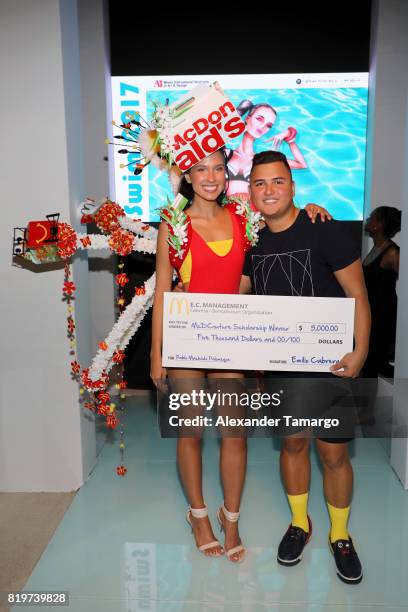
top-left (353, 346), bottom-right (368, 360)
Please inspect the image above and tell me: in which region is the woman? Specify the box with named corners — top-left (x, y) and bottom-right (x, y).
top-left (150, 148), bottom-right (328, 562)
top-left (226, 100), bottom-right (307, 202)
top-left (363, 206), bottom-right (401, 377)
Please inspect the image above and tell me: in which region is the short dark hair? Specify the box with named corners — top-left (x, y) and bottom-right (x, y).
top-left (251, 150), bottom-right (292, 179)
top-left (374, 206), bottom-right (402, 238)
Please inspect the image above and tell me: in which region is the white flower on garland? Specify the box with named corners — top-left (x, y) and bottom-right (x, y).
top-left (246, 208), bottom-right (262, 246)
top-left (151, 103), bottom-right (175, 165)
top-left (234, 200), bottom-right (247, 217)
top-left (76, 233), bottom-right (157, 255)
top-left (118, 217), bottom-right (158, 241)
top-left (88, 273), bottom-right (156, 382)
top-left (223, 197), bottom-right (261, 247)
top-left (159, 194), bottom-right (190, 259)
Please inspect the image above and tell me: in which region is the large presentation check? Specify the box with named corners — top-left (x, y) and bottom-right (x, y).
top-left (162, 293), bottom-right (355, 372)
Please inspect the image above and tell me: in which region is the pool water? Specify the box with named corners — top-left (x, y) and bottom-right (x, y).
top-left (147, 87), bottom-right (368, 222)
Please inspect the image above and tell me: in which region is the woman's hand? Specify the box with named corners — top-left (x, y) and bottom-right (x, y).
top-left (265, 129), bottom-right (289, 149)
top-left (150, 282), bottom-right (183, 392)
top-left (150, 353), bottom-right (168, 393)
top-left (304, 203), bottom-right (333, 223)
top-left (150, 222), bottom-right (173, 395)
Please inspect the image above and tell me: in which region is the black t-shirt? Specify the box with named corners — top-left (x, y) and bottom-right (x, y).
top-left (243, 209), bottom-right (359, 298)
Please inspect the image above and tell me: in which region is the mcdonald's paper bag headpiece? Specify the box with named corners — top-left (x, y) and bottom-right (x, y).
top-left (110, 83), bottom-right (246, 191)
top-left (169, 83), bottom-right (245, 171)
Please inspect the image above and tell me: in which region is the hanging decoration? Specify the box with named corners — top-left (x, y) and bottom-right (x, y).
top-left (11, 83), bottom-right (259, 477)
top-left (13, 200), bottom-right (159, 477)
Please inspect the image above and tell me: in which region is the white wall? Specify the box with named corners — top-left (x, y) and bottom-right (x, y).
top-left (365, 1), bottom-right (408, 215)
top-left (365, 0), bottom-right (408, 487)
top-left (0, 0), bottom-right (95, 491)
top-left (77, 0), bottom-right (116, 354)
top-left (391, 83), bottom-right (408, 485)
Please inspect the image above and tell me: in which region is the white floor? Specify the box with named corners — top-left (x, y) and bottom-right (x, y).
top-left (14, 397), bottom-right (408, 611)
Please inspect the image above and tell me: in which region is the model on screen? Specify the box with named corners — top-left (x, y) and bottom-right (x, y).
top-left (226, 100), bottom-right (307, 202)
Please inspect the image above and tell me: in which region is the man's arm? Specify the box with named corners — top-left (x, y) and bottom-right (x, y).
top-left (330, 259), bottom-right (371, 378)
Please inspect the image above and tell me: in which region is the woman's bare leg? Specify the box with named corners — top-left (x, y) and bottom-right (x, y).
top-left (169, 368), bottom-right (223, 555)
top-left (209, 371), bottom-right (247, 561)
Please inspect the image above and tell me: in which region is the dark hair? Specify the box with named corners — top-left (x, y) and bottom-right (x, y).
top-left (250, 150), bottom-right (293, 179)
top-left (178, 147), bottom-right (229, 205)
top-left (237, 100), bottom-right (277, 120)
top-left (374, 206), bottom-right (402, 238)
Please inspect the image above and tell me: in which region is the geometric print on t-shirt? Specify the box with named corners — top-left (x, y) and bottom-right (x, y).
top-left (252, 249), bottom-right (314, 296)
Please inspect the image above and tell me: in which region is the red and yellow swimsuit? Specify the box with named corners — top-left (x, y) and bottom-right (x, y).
top-left (164, 202), bottom-right (252, 295)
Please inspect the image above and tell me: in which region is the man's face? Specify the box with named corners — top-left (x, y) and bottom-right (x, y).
top-left (249, 161), bottom-right (295, 219)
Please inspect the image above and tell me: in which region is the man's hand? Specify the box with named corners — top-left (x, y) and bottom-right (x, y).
top-left (330, 351), bottom-right (367, 378)
top-left (304, 203), bottom-right (333, 223)
top-left (173, 281), bottom-right (184, 293)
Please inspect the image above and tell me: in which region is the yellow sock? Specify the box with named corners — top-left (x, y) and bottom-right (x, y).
top-left (327, 502), bottom-right (350, 542)
top-left (287, 492), bottom-right (309, 532)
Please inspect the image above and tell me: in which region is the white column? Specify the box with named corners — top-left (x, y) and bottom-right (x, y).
top-left (77, 0), bottom-right (116, 353)
top-left (0, 0), bottom-right (95, 491)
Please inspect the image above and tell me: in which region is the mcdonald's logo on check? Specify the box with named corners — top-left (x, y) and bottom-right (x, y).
top-left (169, 297), bottom-right (190, 316)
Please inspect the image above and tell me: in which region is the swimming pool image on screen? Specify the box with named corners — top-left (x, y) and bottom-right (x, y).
top-left (110, 75), bottom-right (368, 222)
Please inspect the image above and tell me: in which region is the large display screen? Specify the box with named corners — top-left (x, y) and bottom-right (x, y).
top-left (110, 74), bottom-right (368, 221)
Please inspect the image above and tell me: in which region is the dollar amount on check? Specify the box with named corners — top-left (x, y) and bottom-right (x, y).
top-left (162, 293), bottom-right (355, 372)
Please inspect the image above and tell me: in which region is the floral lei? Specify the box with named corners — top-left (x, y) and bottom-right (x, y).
top-left (160, 195), bottom-right (261, 267)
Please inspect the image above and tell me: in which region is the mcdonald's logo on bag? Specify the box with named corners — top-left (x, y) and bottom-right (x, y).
top-left (169, 297), bottom-right (190, 316)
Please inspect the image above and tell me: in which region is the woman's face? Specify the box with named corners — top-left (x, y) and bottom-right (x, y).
top-left (364, 211), bottom-right (380, 236)
top-left (245, 106), bottom-right (276, 139)
top-left (185, 150), bottom-right (226, 201)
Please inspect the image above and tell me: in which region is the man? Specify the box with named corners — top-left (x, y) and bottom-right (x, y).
top-left (240, 151), bottom-right (370, 584)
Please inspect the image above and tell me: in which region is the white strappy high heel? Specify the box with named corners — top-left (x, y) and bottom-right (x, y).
top-left (186, 504), bottom-right (224, 556)
top-left (217, 504), bottom-right (245, 563)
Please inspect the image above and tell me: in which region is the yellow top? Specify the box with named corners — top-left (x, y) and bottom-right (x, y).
top-left (179, 239), bottom-right (233, 284)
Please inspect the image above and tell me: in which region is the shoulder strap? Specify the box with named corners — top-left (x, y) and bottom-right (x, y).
top-left (381, 242), bottom-right (398, 257)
